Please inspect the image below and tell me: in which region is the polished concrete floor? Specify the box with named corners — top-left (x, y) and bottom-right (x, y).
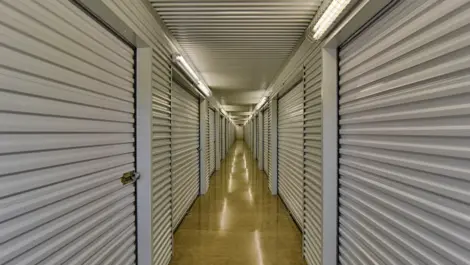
top-left (171, 141), bottom-right (306, 265)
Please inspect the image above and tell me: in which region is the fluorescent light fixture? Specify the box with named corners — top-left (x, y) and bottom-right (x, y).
top-left (255, 96), bottom-right (268, 111)
top-left (197, 81), bottom-right (212, 97)
top-left (175, 55), bottom-right (212, 97)
top-left (221, 108), bottom-right (228, 116)
top-left (175, 55), bottom-right (199, 83)
top-left (313, 0), bottom-right (351, 40)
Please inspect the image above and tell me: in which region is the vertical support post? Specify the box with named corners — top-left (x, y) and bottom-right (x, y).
top-left (136, 47), bottom-right (152, 265)
top-left (270, 99), bottom-right (278, 195)
top-left (322, 47), bottom-right (338, 265)
top-left (199, 99), bottom-right (208, 194)
top-left (216, 113), bottom-right (221, 170)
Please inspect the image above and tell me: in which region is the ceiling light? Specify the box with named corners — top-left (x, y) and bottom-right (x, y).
top-left (313, 0), bottom-right (351, 40)
top-left (175, 55), bottom-right (199, 83)
top-left (255, 96), bottom-right (268, 111)
top-left (198, 81), bottom-right (212, 97)
top-left (221, 108), bottom-right (228, 116)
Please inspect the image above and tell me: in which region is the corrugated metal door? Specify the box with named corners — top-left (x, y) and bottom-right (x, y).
top-left (98, 1), bottom-right (173, 264)
top-left (151, 50), bottom-right (172, 264)
top-left (338, 1), bottom-right (470, 264)
top-left (216, 113), bottom-right (220, 166)
top-left (263, 109), bottom-right (269, 174)
top-left (0, 1), bottom-right (137, 264)
top-left (204, 105), bottom-right (210, 184)
top-left (278, 83), bottom-right (304, 228)
top-left (254, 116), bottom-right (258, 158)
top-left (220, 117), bottom-right (225, 159)
top-left (258, 113), bottom-right (263, 166)
top-left (171, 82), bottom-right (199, 230)
top-left (267, 102), bottom-right (273, 192)
top-left (303, 42), bottom-right (322, 265)
top-left (209, 108), bottom-right (216, 176)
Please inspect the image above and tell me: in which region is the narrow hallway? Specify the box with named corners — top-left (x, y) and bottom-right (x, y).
top-left (171, 141), bottom-right (306, 265)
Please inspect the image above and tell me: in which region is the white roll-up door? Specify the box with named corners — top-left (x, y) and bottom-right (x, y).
top-left (254, 117), bottom-right (258, 158)
top-left (171, 82), bottom-right (199, 230)
top-left (204, 105), bottom-right (211, 184)
top-left (0, 1), bottom-right (138, 264)
top-left (278, 82), bottom-right (304, 228)
top-left (151, 51), bottom-right (172, 265)
top-left (258, 113), bottom-right (263, 167)
top-left (267, 102), bottom-right (273, 192)
top-left (222, 117), bottom-right (226, 160)
top-left (263, 109), bottom-right (269, 174)
top-left (216, 113), bottom-right (221, 166)
top-left (303, 42), bottom-right (322, 265)
top-left (209, 108), bottom-right (216, 176)
top-left (338, 1), bottom-right (470, 264)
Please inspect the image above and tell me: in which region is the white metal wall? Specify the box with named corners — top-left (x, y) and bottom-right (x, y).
top-left (204, 104), bottom-right (211, 185)
top-left (151, 47), bottom-right (173, 265)
top-left (0, 1), bottom-right (137, 264)
top-left (303, 42), bottom-right (323, 265)
top-left (278, 83), bottom-right (304, 228)
top-left (222, 117), bottom-right (226, 160)
top-left (216, 114), bottom-right (221, 169)
top-left (258, 113), bottom-right (263, 169)
top-left (263, 108), bottom-right (269, 174)
top-left (268, 102), bottom-right (274, 192)
top-left (171, 82), bottom-right (199, 230)
top-left (209, 108), bottom-right (216, 176)
top-left (338, 1), bottom-right (470, 264)
top-left (254, 116), bottom-right (258, 158)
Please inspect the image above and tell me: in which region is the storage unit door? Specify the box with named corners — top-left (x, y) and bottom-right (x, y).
top-left (258, 113), bottom-right (263, 165)
top-left (151, 50), bottom-right (172, 264)
top-left (303, 42), bottom-right (322, 265)
top-left (221, 117), bottom-right (225, 160)
top-left (219, 115), bottom-right (222, 162)
top-left (278, 83), bottom-right (304, 228)
top-left (209, 109), bottom-right (216, 176)
top-left (338, 1), bottom-right (470, 264)
top-left (254, 118), bottom-right (258, 158)
top-left (263, 109), bottom-right (269, 174)
top-left (0, 1), bottom-right (137, 264)
top-left (268, 103), bottom-right (273, 192)
top-left (171, 82), bottom-right (199, 230)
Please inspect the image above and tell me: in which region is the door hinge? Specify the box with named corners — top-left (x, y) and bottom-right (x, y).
top-left (121, 171), bottom-right (140, 185)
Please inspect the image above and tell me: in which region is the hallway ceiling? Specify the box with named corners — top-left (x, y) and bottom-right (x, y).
top-left (149, 0), bottom-right (323, 124)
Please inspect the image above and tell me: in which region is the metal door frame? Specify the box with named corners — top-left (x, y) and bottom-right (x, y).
top-left (318, 1), bottom-right (392, 264)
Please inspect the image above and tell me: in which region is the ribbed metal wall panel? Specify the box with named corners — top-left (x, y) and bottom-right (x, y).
top-left (303, 42), bottom-right (322, 265)
top-left (338, 1), bottom-right (470, 264)
top-left (149, 0), bottom-right (322, 98)
top-left (209, 108), bottom-right (216, 176)
top-left (268, 102), bottom-right (273, 192)
top-left (278, 83), bottom-right (304, 228)
top-left (0, 1), bottom-right (137, 264)
top-left (253, 115), bottom-right (259, 160)
top-left (258, 113), bottom-right (263, 167)
top-left (99, 0), bottom-right (174, 264)
top-left (263, 108), bottom-right (269, 174)
top-left (216, 114), bottom-right (221, 165)
top-left (150, 48), bottom-right (172, 265)
top-left (222, 117), bottom-right (226, 159)
top-left (205, 105), bottom-right (211, 183)
top-left (171, 82), bottom-right (199, 230)
top-left (248, 121), bottom-right (252, 150)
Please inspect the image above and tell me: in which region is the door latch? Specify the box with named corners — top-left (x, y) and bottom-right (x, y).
top-left (121, 171), bottom-right (140, 185)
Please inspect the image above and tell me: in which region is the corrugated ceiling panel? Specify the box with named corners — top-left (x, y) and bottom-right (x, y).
top-left (149, 0), bottom-right (322, 91)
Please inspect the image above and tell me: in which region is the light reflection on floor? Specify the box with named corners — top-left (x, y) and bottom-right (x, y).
top-left (171, 141), bottom-right (306, 265)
